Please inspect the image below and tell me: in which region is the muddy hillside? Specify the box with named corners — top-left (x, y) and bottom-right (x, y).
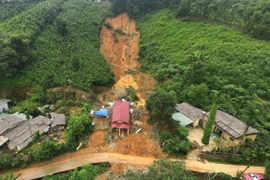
top-left (100, 13), bottom-right (155, 106)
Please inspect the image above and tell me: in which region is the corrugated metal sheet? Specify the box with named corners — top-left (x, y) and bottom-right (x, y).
top-left (1, 115), bottom-right (51, 151)
top-left (175, 102), bottom-right (206, 121)
top-left (0, 136), bottom-right (8, 147)
top-left (51, 114), bottom-right (66, 128)
top-left (214, 110), bottom-right (259, 139)
top-left (0, 115), bottom-right (25, 135)
top-left (112, 100), bottom-right (130, 129)
top-left (172, 112), bottom-right (194, 126)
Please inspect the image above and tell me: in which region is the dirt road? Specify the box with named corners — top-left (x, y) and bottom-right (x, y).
top-left (2, 152), bottom-right (264, 180)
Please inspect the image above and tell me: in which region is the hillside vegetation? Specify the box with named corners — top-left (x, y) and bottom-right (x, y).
top-left (111, 0), bottom-right (270, 40)
top-left (0, 0), bottom-right (63, 78)
top-left (0, 0), bottom-right (114, 93)
top-left (0, 0), bottom-right (44, 23)
top-left (27, 0), bottom-right (114, 90)
top-left (137, 10), bottom-right (270, 162)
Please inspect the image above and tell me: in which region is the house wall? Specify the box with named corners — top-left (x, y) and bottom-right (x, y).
top-left (219, 131), bottom-right (257, 146)
top-left (200, 114), bottom-right (208, 128)
top-left (192, 119), bottom-right (200, 127)
top-left (243, 134), bottom-right (257, 142)
top-left (0, 102), bottom-right (9, 113)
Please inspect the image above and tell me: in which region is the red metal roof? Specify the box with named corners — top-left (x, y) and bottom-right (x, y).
top-left (243, 173), bottom-right (265, 180)
top-left (112, 100), bottom-right (130, 129)
top-left (112, 122), bottom-right (129, 129)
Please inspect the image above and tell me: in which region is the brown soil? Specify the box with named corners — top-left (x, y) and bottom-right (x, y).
top-left (89, 130), bottom-right (106, 147)
top-left (0, 86), bottom-right (31, 100)
top-left (111, 133), bottom-right (167, 158)
top-left (109, 163), bottom-right (148, 175)
top-left (100, 13), bottom-right (140, 80)
top-left (100, 13), bottom-right (156, 106)
top-left (47, 86), bottom-right (90, 100)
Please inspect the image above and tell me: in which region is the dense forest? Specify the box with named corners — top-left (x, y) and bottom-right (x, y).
top-left (0, 0), bottom-right (114, 94)
top-left (111, 0), bottom-right (270, 40)
top-left (0, 0), bottom-right (44, 23)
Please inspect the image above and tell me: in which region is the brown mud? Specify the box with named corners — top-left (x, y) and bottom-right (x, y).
top-left (100, 13), bottom-right (155, 106)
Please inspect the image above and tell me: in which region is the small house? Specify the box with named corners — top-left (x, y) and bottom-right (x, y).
top-left (112, 100), bottom-right (130, 135)
top-left (174, 102), bottom-right (207, 127)
top-left (51, 114), bottom-right (66, 132)
top-left (210, 110), bottom-right (259, 146)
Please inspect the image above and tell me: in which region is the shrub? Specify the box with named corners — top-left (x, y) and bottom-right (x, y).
top-left (226, 155), bottom-right (243, 164)
top-left (104, 22), bottom-right (113, 30)
top-left (114, 28), bottom-right (125, 35)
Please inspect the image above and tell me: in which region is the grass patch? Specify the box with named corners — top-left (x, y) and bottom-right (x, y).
top-left (206, 157), bottom-right (265, 167)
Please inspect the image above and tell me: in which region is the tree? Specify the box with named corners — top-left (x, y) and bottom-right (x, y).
top-left (160, 126), bottom-right (192, 155)
top-left (184, 52), bottom-right (209, 85)
top-left (265, 159), bottom-right (270, 180)
top-left (0, 173), bottom-right (20, 180)
top-left (122, 159), bottom-right (198, 180)
top-left (146, 91), bottom-right (176, 129)
top-left (202, 103), bottom-right (218, 145)
top-left (55, 17), bottom-right (68, 36)
top-left (185, 83), bottom-right (210, 109)
top-left (66, 113), bottom-right (94, 142)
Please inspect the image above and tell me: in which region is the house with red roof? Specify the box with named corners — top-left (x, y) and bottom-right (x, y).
top-left (112, 100), bottom-right (130, 135)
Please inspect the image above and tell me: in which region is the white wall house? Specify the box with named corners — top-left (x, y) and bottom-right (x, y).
top-left (0, 100), bottom-right (9, 113)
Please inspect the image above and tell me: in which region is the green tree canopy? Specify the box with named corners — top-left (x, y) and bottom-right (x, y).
top-left (66, 113), bottom-right (94, 142)
top-left (265, 159), bottom-right (270, 180)
top-left (146, 91), bottom-right (176, 129)
top-left (202, 104), bottom-right (218, 145)
top-left (122, 159), bottom-right (198, 180)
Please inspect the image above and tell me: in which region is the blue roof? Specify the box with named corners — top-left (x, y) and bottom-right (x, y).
top-left (94, 109), bottom-right (109, 117)
top-left (172, 112), bottom-right (194, 126)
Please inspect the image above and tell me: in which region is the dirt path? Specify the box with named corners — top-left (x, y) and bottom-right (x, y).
top-left (100, 13), bottom-right (155, 106)
top-left (2, 153), bottom-right (264, 180)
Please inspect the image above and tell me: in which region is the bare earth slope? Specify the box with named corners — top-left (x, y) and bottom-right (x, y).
top-left (100, 13), bottom-right (155, 106)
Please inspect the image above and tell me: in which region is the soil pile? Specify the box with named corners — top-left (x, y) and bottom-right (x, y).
top-left (111, 133), bottom-right (166, 158)
top-left (89, 130), bottom-right (106, 147)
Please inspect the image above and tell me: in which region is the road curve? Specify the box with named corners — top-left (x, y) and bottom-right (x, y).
top-left (1, 153), bottom-right (265, 180)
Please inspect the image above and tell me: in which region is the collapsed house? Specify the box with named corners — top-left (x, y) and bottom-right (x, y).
top-left (0, 113), bottom-right (66, 152)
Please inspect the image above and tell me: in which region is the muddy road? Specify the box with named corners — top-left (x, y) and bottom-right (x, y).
top-left (3, 153), bottom-right (264, 180)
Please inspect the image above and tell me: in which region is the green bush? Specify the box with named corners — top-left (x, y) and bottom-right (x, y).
top-left (216, 172), bottom-right (234, 180)
top-left (121, 159), bottom-right (198, 180)
top-left (42, 163), bottom-right (110, 180)
top-left (159, 126), bottom-right (191, 155)
top-left (126, 86), bottom-right (139, 101)
top-left (114, 28), bottom-right (125, 35)
top-left (104, 22), bottom-right (113, 30)
top-left (226, 155), bottom-right (243, 164)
